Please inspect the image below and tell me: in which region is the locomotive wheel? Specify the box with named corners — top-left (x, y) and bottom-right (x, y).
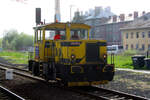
top-left (51, 63), bottom-right (56, 80)
top-left (42, 63), bottom-right (50, 81)
top-left (43, 63), bottom-right (56, 81)
top-left (32, 62), bottom-right (40, 76)
top-left (28, 60), bottom-right (33, 71)
top-left (108, 72), bottom-right (115, 81)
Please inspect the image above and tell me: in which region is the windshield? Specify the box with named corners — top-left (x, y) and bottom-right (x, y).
top-left (107, 46), bottom-right (117, 51)
top-left (45, 30), bottom-right (66, 40)
top-left (70, 29), bottom-right (88, 40)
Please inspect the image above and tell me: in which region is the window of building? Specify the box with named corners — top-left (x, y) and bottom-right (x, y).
top-left (136, 44), bottom-right (139, 49)
top-left (131, 32), bottom-right (134, 38)
top-left (142, 32), bottom-right (145, 38)
top-left (148, 44), bottom-right (150, 50)
top-left (148, 31), bottom-right (150, 38)
top-left (142, 44), bottom-right (145, 50)
top-left (126, 33), bottom-right (128, 39)
top-left (136, 32), bottom-right (139, 38)
top-left (126, 44), bottom-right (128, 50)
top-left (131, 44), bottom-right (134, 49)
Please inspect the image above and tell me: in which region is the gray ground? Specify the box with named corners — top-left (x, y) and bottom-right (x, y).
top-left (0, 57), bottom-right (150, 99)
top-left (98, 69), bottom-right (150, 99)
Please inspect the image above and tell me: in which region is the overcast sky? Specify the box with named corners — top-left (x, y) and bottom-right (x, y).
top-left (0, 0), bottom-right (150, 37)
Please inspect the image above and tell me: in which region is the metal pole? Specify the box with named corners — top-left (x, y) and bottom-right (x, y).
top-left (70, 5), bottom-right (74, 22)
top-left (70, 5), bottom-right (72, 22)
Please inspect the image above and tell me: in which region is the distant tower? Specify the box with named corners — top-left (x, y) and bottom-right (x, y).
top-left (55, 0), bottom-right (61, 22)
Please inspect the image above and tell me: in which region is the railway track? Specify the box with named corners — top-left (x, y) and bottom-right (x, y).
top-left (0, 62), bottom-right (28, 73)
top-left (69, 86), bottom-right (148, 100)
top-left (0, 63), bottom-right (149, 100)
top-left (0, 85), bottom-right (25, 100)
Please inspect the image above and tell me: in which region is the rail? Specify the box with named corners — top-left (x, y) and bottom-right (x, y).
top-left (0, 85), bottom-right (25, 100)
top-left (69, 86), bottom-right (148, 100)
top-left (0, 63), bottom-right (148, 100)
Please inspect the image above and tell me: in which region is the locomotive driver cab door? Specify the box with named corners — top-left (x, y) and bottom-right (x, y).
top-left (34, 28), bottom-right (43, 61)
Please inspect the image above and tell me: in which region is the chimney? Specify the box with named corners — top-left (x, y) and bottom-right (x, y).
top-left (81, 11), bottom-right (83, 16)
top-left (36, 8), bottom-right (41, 25)
top-left (109, 16), bottom-right (111, 19)
top-left (94, 7), bottom-right (101, 16)
top-left (113, 15), bottom-right (117, 22)
top-left (120, 14), bottom-right (125, 21)
top-left (128, 13), bottom-right (132, 17)
top-left (142, 11), bottom-right (146, 15)
top-left (55, 0), bottom-right (61, 22)
top-left (134, 11), bottom-right (138, 19)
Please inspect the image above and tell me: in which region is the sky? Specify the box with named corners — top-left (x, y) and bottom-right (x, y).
top-left (0, 0), bottom-right (150, 37)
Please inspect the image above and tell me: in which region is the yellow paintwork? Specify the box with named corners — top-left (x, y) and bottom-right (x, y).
top-left (68, 80), bottom-right (108, 87)
top-left (33, 22), bottom-right (107, 65)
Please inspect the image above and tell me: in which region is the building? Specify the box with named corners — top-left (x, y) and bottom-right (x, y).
top-left (121, 13), bottom-right (150, 52)
top-left (84, 7), bottom-right (114, 38)
top-left (72, 6), bottom-right (115, 38)
top-left (72, 7), bottom-right (148, 46)
top-left (94, 21), bottom-right (131, 45)
top-left (92, 11), bottom-right (148, 45)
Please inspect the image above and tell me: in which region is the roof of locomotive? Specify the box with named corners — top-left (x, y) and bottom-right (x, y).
top-left (33, 22), bottom-right (91, 30)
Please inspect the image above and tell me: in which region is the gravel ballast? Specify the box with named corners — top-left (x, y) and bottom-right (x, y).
top-left (0, 70), bottom-right (92, 100)
top-left (99, 69), bottom-right (150, 99)
top-left (0, 56), bottom-right (150, 99)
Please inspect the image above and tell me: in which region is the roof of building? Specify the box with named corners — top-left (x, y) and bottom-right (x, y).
top-left (121, 12), bottom-right (150, 30)
top-left (107, 15), bottom-right (134, 24)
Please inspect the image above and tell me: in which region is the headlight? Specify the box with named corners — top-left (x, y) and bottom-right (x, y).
top-left (71, 54), bottom-right (76, 59)
top-left (104, 54), bottom-right (107, 59)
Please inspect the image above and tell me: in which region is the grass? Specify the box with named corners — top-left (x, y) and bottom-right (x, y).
top-left (107, 50), bottom-right (149, 69)
top-left (0, 50), bottom-right (146, 69)
top-left (0, 51), bottom-right (28, 64)
top-left (108, 54), bottom-right (134, 69)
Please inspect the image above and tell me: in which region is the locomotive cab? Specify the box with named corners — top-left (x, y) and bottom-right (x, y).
top-left (28, 22), bottom-right (115, 86)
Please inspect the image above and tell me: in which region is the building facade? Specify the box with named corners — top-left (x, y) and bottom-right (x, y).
top-left (122, 28), bottom-right (150, 52)
top-left (72, 7), bottom-right (148, 46)
top-left (94, 21), bottom-right (132, 45)
top-left (121, 13), bottom-right (150, 52)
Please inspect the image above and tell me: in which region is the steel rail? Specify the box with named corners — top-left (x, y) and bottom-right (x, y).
top-left (69, 86), bottom-right (148, 100)
top-left (0, 85), bottom-right (25, 100)
top-left (0, 63), bottom-right (149, 100)
top-left (0, 62), bottom-right (28, 73)
top-left (93, 86), bottom-right (148, 100)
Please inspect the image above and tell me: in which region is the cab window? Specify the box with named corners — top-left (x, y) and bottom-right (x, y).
top-left (45, 30), bottom-right (66, 40)
top-left (34, 29), bottom-right (43, 43)
top-left (70, 29), bottom-right (88, 40)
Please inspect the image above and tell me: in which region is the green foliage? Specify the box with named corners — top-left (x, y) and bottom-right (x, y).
top-left (2, 29), bottom-right (33, 51)
top-left (0, 51), bottom-right (28, 64)
top-left (0, 38), bottom-right (2, 48)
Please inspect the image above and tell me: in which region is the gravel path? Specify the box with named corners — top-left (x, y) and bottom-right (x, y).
top-left (98, 70), bottom-right (150, 99)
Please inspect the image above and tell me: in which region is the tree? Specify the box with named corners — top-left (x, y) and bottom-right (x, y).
top-left (2, 29), bottom-right (18, 50)
top-left (0, 38), bottom-right (2, 48)
top-left (2, 29), bottom-right (33, 51)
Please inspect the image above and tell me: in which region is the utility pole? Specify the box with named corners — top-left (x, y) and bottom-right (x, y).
top-left (70, 5), bottom-right (74, 22)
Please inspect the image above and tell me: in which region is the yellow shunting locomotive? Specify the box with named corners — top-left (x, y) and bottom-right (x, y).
top-left (28, 22), bottom-right (115, 86)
